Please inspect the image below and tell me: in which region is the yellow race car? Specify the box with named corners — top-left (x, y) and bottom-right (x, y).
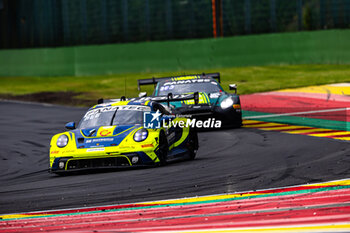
top-left (49, 99), bottom-right (198, 174)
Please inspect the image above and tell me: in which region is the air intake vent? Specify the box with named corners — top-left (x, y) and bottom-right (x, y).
top-left (78, 138), bottom-right (85, 144)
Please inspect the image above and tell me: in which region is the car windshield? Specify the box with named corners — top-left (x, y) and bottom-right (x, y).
top-left (78, 105), bottom-right (151, 129)
top-left (157, 79), bottom-right (222, 96)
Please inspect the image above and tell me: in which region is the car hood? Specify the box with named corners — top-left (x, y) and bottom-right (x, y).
top-left (70, 125), bottom-right (139, 149)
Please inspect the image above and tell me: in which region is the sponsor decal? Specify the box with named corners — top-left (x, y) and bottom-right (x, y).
top-left (84, 105), bottom-right (150, 121)
top-left (209, 92), bottom-right (221, 98)
top-left (62, 150), bottom-right (75, 154)
top-left (99, 130), bottom-right (111, 136)
top-left (96, 126), bottom-right (115, 137)
top-left (159, 85), bottom-right (175, 92)
top-left (127, 94), bottom-right (195, 103)
top-left (86, 138), bottom-right (114, 143)
top-left (141, 144), bottom-right (154, 148)
top-left (163, 78), bottom-right (211, 86)
top-left (233, 104), bottom-right (241, 109)
top-left (50, 150), bottom-right (59, 154)
top-left (87, 148), bottom-right (105, 152)
top-left (171, 75), bottom-right (200, 81)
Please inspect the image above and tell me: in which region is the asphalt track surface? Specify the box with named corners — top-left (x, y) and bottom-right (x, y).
top-left (1, 101), bottom-right (349, 215)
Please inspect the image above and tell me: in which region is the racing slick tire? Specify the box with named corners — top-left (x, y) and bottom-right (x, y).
top-left (158, 131), bottom-right (168, 166)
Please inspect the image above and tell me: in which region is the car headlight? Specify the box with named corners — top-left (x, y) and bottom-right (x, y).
top-left (220, 97), bottom-right (234, 109)
top-left (134, 128), bottom-right (148, 142)
top-left (57, 135), bottom-right (69, 148)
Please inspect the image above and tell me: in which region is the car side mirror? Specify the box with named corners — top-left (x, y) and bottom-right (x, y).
top-left (65, 122), bottom-right (76, 130)
top-left (139, 92), bottom-right (147, 97)
top-left (229, 84), bottom-right (237, 94)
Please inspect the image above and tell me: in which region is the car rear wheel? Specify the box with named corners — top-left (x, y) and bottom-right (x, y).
top-left (158, 132), bottom-right (168, 166)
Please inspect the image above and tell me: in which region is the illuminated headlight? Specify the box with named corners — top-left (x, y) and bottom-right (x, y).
top-left (220, 97), bottom-right (234, 109)
top-left (133, 128), bottom-right (148, 142)
top-left (57, 135), bottom-right (69, 148)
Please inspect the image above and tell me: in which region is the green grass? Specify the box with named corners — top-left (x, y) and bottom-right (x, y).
top-left (0, 64), bottom-right (349, 106)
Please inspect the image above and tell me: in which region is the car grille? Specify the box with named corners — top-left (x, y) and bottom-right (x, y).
top-left (67, 157), bottom-right (130, 170)
top-left (175, 105), bottom-right (214, 115)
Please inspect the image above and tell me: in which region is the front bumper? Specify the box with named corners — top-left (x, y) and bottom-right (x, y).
top-left (50, 152), bottom-right (156, 173)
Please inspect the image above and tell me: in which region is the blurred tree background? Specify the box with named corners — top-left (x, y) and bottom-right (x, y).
top-left (0, 0), bottom-right (349, 49)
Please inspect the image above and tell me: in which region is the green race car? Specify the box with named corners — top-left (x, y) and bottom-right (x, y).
top-left (137, 73), bottom-right (242, 128)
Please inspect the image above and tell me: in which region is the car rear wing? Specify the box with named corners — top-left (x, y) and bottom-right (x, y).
top-left (98, 92), bottom-right (200, 106)
top-left (137, 72), bottom-right (220, 91)
top-left (137, 77), bottom-right (171, 91)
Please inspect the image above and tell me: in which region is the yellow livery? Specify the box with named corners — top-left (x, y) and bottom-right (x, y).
top-left (49, 100), bottom-right (198, 173)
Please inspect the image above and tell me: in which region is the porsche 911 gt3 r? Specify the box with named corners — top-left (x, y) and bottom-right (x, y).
top-left (137, 73), bottom-right (242, 128)
top-left (49, 100), bottom-right (198, 174)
